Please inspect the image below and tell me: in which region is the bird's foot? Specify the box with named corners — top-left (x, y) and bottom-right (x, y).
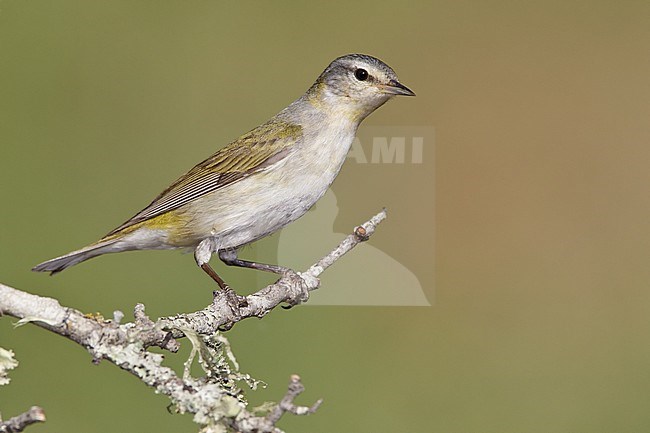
top-left (281, 270), bottom-right (318, 309)
top-left (213, 286), bottom-right (248, 330)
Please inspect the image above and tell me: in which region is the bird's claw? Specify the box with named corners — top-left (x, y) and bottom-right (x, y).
top-left (280, 271), bottom-right (317, 309)
top-left (214, 286), bottom-right (248, 329)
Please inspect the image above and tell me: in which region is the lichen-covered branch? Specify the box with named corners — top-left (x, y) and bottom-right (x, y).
top-left (0, 406), bottom-right (46, 433)
top-left (267, 375), bottom-right (323, 423)
top-left (0, 209), bottom-right (386, 432)
top-left (0, 349), bottom-right (45, 432)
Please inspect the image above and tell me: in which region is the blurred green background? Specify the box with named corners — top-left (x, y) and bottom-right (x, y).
top-left (2, 1), bottom-right (650, 432)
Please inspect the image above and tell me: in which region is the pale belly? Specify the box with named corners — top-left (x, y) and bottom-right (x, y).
top-left (190, 160), bottom-right (334, 250)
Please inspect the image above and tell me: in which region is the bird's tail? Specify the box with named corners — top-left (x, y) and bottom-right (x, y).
top-left (32, 238), bottom-right (122, 275)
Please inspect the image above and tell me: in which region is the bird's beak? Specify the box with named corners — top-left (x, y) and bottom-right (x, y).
top-left (382, 79), bottom-right (416, 96)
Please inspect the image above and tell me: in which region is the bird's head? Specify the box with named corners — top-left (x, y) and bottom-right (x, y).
top-left (307, 54), bottom-right (415, 122)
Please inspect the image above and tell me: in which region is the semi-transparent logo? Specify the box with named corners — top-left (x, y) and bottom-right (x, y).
top-left (256, 126), bottom-right (434, 306)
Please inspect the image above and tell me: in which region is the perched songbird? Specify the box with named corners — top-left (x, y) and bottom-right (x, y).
top-left (33, 54), bottom-right (415, 289)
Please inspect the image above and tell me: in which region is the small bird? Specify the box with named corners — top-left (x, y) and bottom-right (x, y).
top-left (33, 54), bottom-right (415, 289)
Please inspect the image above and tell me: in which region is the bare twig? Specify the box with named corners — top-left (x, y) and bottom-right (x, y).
top-left (267, 375), bottom-right (322, 423)
top-left (0, 406), bottom-right (46, 433)
top-left (226, 375), bottom-right (322, 433)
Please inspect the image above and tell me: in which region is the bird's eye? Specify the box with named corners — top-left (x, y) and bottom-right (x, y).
top-left (354, 68), bottom-right (369, 81)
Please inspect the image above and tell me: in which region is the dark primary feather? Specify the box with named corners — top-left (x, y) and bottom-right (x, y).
top-left (104, 119), bottom-right (302, 237)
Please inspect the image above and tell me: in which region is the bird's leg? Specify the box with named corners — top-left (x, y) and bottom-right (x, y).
top-left (218, 248), bottom-right (291, 275)
top-left (195, 239), bottom-right (248, 315)
top-left (195, 238), bottom-right (228, 290)
top-left (200, 263), bottom-right (228, 290)
top-left (219, 248), bottom-right (311, 308)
